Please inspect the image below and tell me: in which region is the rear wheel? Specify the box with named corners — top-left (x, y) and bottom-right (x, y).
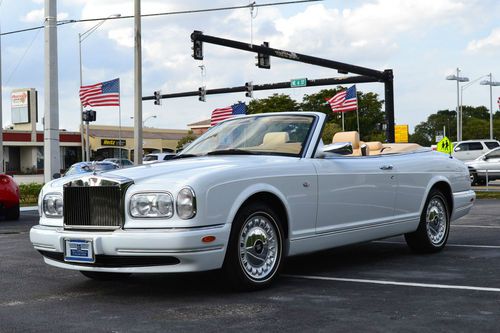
top-left (223, 201), bottom-right (284, 291)
top-left (80, 271), bottom-right (131, 281)
top-left (470, 171), bottom-right (486, 186)
top-left (405, 189), bottom-right (450, 253)
top-left (5, 204), bottom-right (20, 221)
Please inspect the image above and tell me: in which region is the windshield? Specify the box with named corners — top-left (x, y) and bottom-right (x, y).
top-left (180, 114), bottom-right (315, 157)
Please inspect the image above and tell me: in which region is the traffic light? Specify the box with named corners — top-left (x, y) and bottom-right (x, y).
top-left (245, 81), bottom-right (253, 98)
top-left (198, 86), bottom-right (206, 102)
top-left (82, 110), bottom-right (96, 122)
top-left (154, 90), bottom-right (161, 105)
top-left (256, 42), bottom-right (270, 69)
top-left (192, 30), bottom-right (203, 60)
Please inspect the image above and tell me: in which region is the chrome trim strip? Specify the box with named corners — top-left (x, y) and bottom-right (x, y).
top-left (32, 243), bottom-right (57, 251)
top-left (116, 246), bottom-right (224, 254)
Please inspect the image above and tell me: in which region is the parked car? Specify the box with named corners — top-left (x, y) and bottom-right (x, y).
top-left (0, 174), bottom-right (20, 220)
top-left (64, 161), bottom-right (120, 176)
top-left (465, 147), bottom-right (500, 185)
top-left (452, 140), bottom-right (500, 161)
top-left (30, 112), bottom-right (475, 290)
top-left (143, 153), bottom-right (176, 164)
top-left (104, 158), bottom-right (134, 167)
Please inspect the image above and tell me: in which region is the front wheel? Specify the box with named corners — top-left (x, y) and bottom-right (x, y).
top-left (405, 189), bottom-right (450, 253)
top-left (223, 202), bottom-right (284, 291)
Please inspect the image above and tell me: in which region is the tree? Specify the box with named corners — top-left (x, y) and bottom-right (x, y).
top-left (411, 109), bottom-right (457, 145)
top-left (300, 88), bottom-right (385, 142)
top-left (176, 131), bottom-right (197, 150)
top-left (247, 94), bottom-right (299, 114)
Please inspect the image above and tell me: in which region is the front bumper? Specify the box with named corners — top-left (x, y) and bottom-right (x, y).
top-left (30, 223), bottom-right (231, 273)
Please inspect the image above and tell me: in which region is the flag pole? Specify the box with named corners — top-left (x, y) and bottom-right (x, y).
top-left (341, 112), bottom-right (345, 131)
top-left (118, 78), bottom-right (122, 165)
top-left (355, 87), bottom-right (360, 135)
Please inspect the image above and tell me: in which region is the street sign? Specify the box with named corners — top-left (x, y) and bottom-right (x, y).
top-left (395, 124), bottom-right (409, 143)
top-left (437, 136), bottom-right (452, 154)
top-left (290, 78), bottom-right (307, 88)
top-left (435, 135), bottom-right (444, 142)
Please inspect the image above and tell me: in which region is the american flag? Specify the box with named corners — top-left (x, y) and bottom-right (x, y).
top-left (80, 78), bottom-right (120, 107)
top-left (210, 102), bottom-right (247, 126)
top-left (325, 85), bottom-right (358, 112)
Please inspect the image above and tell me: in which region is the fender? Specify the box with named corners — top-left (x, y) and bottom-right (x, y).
top-left (418, 176), bottom-right (452, 215)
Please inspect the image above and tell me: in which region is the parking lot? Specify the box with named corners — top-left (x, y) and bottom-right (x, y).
top-left (1, 200), bottom-right (499, 332)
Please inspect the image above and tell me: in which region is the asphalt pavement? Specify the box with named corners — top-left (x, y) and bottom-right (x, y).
top-left (1, 201), bottom-right (499, 332)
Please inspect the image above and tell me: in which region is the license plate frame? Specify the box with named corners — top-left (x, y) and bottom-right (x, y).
top-left (64, 239), bottom-right (95, 263)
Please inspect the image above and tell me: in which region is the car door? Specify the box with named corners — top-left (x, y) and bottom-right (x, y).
top-left (313, 155), bottom-right (397, 234)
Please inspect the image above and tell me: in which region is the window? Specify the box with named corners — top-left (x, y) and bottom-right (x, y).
top-left (484, 142), bottom-right (500, 149)
top-left (456, 142), bottom-right (483, 151)
top-left (486, 149), bottom-right (500, 159)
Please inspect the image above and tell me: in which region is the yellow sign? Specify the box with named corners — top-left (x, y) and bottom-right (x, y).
top-left (395, 125), bottom-right (409, 143)
top-left (436, 136), bottom-right (452, 154)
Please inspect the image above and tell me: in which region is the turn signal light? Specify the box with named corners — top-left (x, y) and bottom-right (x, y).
top-left (202, 236), bottom-right (216, 243)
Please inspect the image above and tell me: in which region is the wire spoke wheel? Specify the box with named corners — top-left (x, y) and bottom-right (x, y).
top-left (239, 212), bottom-right (279, 282)
top-left (426, 198), bottom-right (447, 246)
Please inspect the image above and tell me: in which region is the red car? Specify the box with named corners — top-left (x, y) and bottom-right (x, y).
top-left (0, 174), bottom-right (20, 220)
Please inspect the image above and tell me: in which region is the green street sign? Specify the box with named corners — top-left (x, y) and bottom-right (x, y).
top-left (290, 78), bottom-right (307, 88)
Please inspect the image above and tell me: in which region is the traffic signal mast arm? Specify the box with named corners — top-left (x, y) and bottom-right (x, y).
top-left (142, 76), bottom-right (379, 101)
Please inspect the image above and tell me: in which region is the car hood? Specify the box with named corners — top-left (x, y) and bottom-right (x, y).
top-left (48, 155), bottom-right (300, 188)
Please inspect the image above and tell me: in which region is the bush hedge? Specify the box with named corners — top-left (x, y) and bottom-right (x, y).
top-left (19, 183), bottom-right (43, 205)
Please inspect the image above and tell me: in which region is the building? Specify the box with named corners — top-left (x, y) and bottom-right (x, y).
top-left (2, 125), bottom-right (189, 175)
top-left (86, 125), bottom-right (189, 161)
top-left (187, 119), bottom-right (211, 135)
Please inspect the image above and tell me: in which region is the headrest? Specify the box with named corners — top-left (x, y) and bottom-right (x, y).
top-left (263, 132), bottom-right (290, 145)
top-left (366, 141), bottom-right (383, 151)
top-left (332, 131), bottom-right (360, 149)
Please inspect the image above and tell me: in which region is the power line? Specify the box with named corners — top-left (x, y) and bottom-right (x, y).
top-left (5, 28), bottom-right (42, 85)
top-left (0, 0), bottom-right (322, 36)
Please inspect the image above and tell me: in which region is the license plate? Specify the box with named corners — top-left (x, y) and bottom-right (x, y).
top-left (64, 239), bottom-right (95, 263)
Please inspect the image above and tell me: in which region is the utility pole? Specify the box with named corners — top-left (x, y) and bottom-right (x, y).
top-left (44, 0), bottom-right (61, 181)
top-left (133, 0), bottom-right (143, 165)
top-left (0, 29), bottom-right (4, 174)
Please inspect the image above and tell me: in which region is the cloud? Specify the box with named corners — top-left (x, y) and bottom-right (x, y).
top-left (22, 8), bottom-right (69, 23)
top-left (467, 28), bottom-right (500, 52)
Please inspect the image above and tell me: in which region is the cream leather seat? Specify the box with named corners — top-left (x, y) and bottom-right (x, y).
top-left (332, 131), bottom-right (369, 156)
top-left (365, 141), bottom-right (383, 155)
top-left (262, 132), bottom-right (290, 145)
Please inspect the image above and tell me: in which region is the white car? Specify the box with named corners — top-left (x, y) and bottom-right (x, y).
top-left (143, 153), bottom-right (175, 164)
top-left (465, 147), bottom-right (500, 185)
top-left (452, 140), bottom-right (500, 161)
top-left (30, 112), bottom-right (475, 290)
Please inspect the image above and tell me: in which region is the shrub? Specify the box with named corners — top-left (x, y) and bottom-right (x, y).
top-left (19, 183), bottom-right (43, 205)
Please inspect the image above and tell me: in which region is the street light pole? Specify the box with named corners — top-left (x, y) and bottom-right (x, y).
top-left (134, 0), bottom-right (143, 165)
top-left (78, 14), bottom-right (120, 162)
top-left (446, 68), bottom-right (469, 141)
top-left (480, 74), bottom-right (500, 140)
top-left (460, 74), bottom-right (489, 140)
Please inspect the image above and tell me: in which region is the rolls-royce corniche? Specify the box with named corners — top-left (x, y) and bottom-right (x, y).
top-left (30, 112), bottom-right (475, 290)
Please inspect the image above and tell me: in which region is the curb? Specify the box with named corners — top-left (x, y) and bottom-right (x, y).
top-left (21, 206), bottom-right (38, 212)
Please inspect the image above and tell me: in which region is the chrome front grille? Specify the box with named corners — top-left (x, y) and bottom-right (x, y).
top-left (63, 175), bottom-right (133, 230)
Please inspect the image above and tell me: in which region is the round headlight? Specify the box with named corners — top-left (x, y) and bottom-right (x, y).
top-left (176, 187), bottom-right (196, 219)
top-left (157, 194), bottom-right (174, 216)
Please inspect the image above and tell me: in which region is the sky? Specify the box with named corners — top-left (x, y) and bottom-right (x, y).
top-left (0, 0), bottom-right (499, 133)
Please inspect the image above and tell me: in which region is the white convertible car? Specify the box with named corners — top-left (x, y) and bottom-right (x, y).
top-left (31, 112), bottom-right (475, 290)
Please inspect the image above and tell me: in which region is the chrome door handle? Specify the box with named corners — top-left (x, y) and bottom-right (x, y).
top-left (380, 165), bottom-right (393, 170)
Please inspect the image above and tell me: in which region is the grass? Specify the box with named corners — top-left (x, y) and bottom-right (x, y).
top-left (474, 191), bottom-right (500, 199)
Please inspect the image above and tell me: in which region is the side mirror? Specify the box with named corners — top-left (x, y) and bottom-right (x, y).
top-left (454, 147), bottom-right (461, 152)
top-left (319, 142), bottom-right (353, 157)
top-left (53, 173), bottom-right (61, 179)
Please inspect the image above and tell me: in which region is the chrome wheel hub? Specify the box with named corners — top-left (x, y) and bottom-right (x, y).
top-left (239, 213), bottom-right (279, 281)
top-left (426, 198), bottom-right (447, 245)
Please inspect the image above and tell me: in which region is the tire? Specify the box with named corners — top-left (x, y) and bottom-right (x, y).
top-left (222, 201), bottom-right (284, 291)
top-left (470, 171), bottom-right (486, 186)
top-left (80, 271), bottom-right (131, 281)
top-left (5, 204), bottom-right (20, 221)
top-left (405, 189), bottom-right (450, 253)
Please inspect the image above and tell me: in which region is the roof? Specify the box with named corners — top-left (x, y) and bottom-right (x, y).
top-left (187, 119), bottom-right (211, 127)
top-left (89, 128), bottom-right (188, 140)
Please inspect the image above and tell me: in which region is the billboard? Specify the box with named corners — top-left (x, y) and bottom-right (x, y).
top-left (11, 90), bottom-right (31, 124)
